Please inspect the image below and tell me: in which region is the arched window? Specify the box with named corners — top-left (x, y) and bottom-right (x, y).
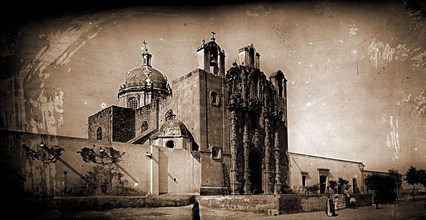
top-left (251, 75), bottom-right (258, 98)
top-left (210, 90), bottom-right (220, 106)
top-left (166, 140), bottom-right (175, 148)
top-left (127, 97), bottom-right (138, 109)
top-left (96, 127), bottom-right (102, 140)
top-left (249, 48), bottom-right (255, 67)
top-left (141, 120), bottom-right (149, 132)
top-left (275, 71), bottom-right (284, 97)
top-left (277, 74), bottom-right (283, 97)
top-left (211, 146), bottom-right (222, 159)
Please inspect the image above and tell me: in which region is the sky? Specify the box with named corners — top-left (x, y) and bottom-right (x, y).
top-left (0, 1), bottom-right (425, 173)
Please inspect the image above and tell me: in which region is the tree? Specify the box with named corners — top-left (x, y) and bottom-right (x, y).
top-left (419, 169), bottom-right (426, 187)
top-left (364, 174), bottom-right (397, 203)
top-left (418, 169), bottom-right (426, 199)
top-left (388, 169), bottom-right (402, 198)
top-left (306, 183), bottom-right (320, 194)
top-left (365, 174), bottom-right (396, 191)
top-left (405, 166), bottom-right (420, 199)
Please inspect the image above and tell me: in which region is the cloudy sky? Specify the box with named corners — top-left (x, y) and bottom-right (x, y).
top-left (0, 1), bottom-right (425, 173)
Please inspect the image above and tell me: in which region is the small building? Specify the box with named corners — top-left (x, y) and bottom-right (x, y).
top-left (288, 152), bottom-right (366, 194)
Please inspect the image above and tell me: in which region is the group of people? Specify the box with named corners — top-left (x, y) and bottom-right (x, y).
top-left (325, 187), bottom-right (383, 217)
top-left (325, 186), bottom-right (358, 217)
top-left (325, 186), bottom-right (338, 217)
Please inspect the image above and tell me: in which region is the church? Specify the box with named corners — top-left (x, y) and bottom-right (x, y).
top-left (1, 33), bottom-right (368, 201)
top-left (87, 33), bottom-right (290, 195)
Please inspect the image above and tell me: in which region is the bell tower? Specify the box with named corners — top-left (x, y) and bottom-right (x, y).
top-left (239, 43), bottom-right (260, 69)
top-left (197, 32), bottom-right (226, 76)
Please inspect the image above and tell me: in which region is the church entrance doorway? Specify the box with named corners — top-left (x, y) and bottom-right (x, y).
top-left (249, 150), bottom-right (263, 194)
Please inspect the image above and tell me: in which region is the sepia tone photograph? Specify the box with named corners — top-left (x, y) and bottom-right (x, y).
top-left (0, 0), bottom-right (425, 219)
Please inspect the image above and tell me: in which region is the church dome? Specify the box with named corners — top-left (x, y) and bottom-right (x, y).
top-left (118, 42), bottom-right (171, 98)
top-left (124, 65), bottom-right (168, 90)
top-left (157, 118), bottom-right (192, 138)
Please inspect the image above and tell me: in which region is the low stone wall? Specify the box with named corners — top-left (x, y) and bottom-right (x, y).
top-left (280, 194), bottom-right (373, 214)
top-left (39, 195), bottom-right (196, 211)
top-left (279, 194), bottom-right (327, 214)
top-left (198, 195), bottom-right (280, 214)
top-left (301, 195), bottom-right (328, 212)
top-left (200, 194), bottom-right (373, 215)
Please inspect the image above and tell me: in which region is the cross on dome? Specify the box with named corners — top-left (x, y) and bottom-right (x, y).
top-left (142, 39), bottom-right (148, 52)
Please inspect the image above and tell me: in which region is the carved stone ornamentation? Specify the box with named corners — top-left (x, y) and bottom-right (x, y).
top-left (225, 61), bottom-right (287, 195)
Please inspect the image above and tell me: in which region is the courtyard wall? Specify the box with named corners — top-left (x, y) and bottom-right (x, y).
top-left (1, 130), bottom-right (201, 198)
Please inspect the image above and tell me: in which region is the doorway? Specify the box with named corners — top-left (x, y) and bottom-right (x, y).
top-left (249, 150), bottom-right (263, 194)
top-left (320, 175), bottom-right (327, 194)
top-left (353, 178), bottom-right (358, 193)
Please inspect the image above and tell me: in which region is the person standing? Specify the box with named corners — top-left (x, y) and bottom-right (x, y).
top-left (349, 196), bottom-right (356, 209)
top-left (333, 194), bottom-right (339, 211)
top-left (373, 193), bottom-right (380, 209)
top-left (326, 195), bottom-right (335, 217)
top-left (326, 186), bottom-right (337, 216)
top-left (330, 196), bottom-right (336, 216)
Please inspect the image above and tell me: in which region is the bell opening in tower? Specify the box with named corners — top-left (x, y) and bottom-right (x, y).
top-left (209, 46), bottom-right (218, 66)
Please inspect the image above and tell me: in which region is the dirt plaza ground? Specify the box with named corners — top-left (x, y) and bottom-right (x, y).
top-left (54, 197), bottom-right (426, 220)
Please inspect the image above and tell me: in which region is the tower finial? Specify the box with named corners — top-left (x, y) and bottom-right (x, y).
top-left (142, 39), bottom-right (148, 52)
top-left (141, 39), bottom-right (152, 67)
top-left (211, 32), bottom-right (216, 41)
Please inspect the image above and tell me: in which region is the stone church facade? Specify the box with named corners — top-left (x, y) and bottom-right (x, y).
top-left (88, 34), bottom-right (290, 195)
